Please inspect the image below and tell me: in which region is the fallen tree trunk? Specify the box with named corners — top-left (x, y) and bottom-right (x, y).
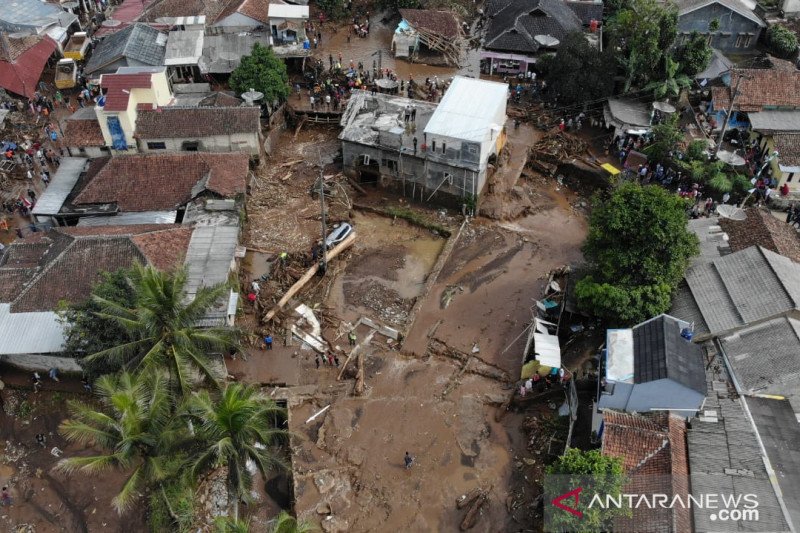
top-left (263, 233), bottom-right (356, 322)
top-left (460, 493), bottom-right (488, 530)
top-left (456, 488), bottom-right (483, 510)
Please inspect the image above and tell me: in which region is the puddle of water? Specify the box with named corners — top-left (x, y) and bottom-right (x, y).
top-left (242, 251), bottom-right (273, 281)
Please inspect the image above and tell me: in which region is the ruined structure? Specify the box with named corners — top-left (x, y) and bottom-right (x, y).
top-left (339, 76), bottom-right (508, 206)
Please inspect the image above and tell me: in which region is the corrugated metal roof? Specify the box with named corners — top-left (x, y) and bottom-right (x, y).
top-left (165, 29), bottom-right (204, 65)
top-left (423, 76), bottom-right (508, 143)
top-left (32, 157), bottom-right (88, 216)
top-left (0, 303), bottom-right (65, 355)
top-left (749, 110), bottom-right (800, 133)
top-left (76, 211), bottom-right (178, 226)
top-left (183, 224), bottom-right (239, 299)
top-left (268, 4), bottom-right (309, 18)
top-left (0, 0), bottom-right (78, 32)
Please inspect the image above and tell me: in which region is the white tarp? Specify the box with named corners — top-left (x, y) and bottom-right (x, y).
top-left (606, 328), bottom-right (634, 382)
top-left (532, 317), bottom-right (561, 368)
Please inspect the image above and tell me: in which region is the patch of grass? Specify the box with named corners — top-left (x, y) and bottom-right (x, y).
top-left (16, 400), bottom-right (32, 419)
top-left (383, 206), bottom-right (452, 237)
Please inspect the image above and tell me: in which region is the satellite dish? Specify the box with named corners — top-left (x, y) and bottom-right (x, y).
top-left (102, 19), bottom-right (122, 27)
top-left (652, 101), bottom-right (676, 113)
top-left (241, 88), bottom-right (263, 106)
top-left (716, 150), bottom-right (746, 166)
top-left (716, 204), bottom-right (746, 221)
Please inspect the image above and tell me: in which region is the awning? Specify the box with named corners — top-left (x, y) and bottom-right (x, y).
top-left (601, 163), bottom-right (621, 175)
top-left (531, 318), bottom-right (561, 369)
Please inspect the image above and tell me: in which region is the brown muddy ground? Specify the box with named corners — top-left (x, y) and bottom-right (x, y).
top-left (242, 113), bottom-right (588, 530)
top-left (0, 387), bottom-right (148, 533)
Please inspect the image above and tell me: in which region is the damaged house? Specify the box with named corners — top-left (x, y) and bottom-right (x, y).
top-left (339, 76), bottom-right (508, 207)
top-left (392, 9), bottom-right (462, 66)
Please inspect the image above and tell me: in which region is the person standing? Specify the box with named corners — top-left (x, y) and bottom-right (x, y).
top-left (32, 372), bottom-right (42, 393)
top-left (404, 451), bottom-right (413, 469)
top-left (348, 331), bottom-right (357, 346)
top-left (315, 355), bottom-right (321, 369)
top-left (1, 486), bottom-right (12, 506)
top-left (264, 334), bottom-right (273, 350)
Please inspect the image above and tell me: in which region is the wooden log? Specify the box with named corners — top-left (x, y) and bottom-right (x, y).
top-left (456, 488), bottom-right (483, 510)
top-left (354, 349), bottom-right (365, 395)
top-left (263, 233), bottom-right (356, 322)
top-left (460, 493), bottom-right (488, 531)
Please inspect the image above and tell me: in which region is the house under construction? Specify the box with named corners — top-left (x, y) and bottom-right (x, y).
top-left (392, 9), bottom-right (462, 66)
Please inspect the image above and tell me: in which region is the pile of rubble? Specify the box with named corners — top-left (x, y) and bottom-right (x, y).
top-left (532, 132), bottom-right (588, 164)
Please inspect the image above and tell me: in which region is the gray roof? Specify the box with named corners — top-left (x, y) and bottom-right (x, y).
top-left (605, 98), bottom-right (652, 128)
top-left (164, 29), bottom-right (204, 66)
top-left (669, 281), bottom-right (710, 336)
top-left (675, 0), bottom-right (765, 27)
top-left (31, 157), bottom-right (88, 217)
top-left (747, 397), bottom-right (800, 529)
top-left (721, 316), bottom-right (800, 404)
top-left (748, 110), bottom-right (800, 133)
top-left (183, 224), bottom-right (239, 301)
top-left (695, 48), bottom-right (733, 80)
top-left (0, 0), bottom-right (78, 33)
top-left (565, 0), bottom-right (603, 24)
top-left (687, 354), bottom-right (791, 532)
top-left (86, 24), bottom-right (167, 75)
top-left (688, 217), bottom-right (732, 265)
top-left (0, 304), bottom-right (65, 355)
top-left (681, 246), bottom-right (800, 336)
top-left (632, 315), bottom-right (706, 394)
top-left (199, 32), bottom-right (270, 74)
top-left (76, 211), bottom-right (178, 226)
top-left (484, 0), bottom-right (582, 53)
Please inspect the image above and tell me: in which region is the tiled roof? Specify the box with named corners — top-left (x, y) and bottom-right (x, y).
top-left (680, 245), bottom-right (800, 335)
top-left (141, 0), bottom-right (233, 23)
top-left (399, 9), bottom-right (461, 39)
top-left (215, 0), bottom-right (270, 24)
top-left (0, 225), bottom-right (193, 312)
top-left (63, 116), bottom-right (105, 148)
top-left (632, 315), bottom-right (706, 395)
top-left (85, 23), bottom-right (167, 75)
top-left (0, 33), bottom-right (42, 62)
top-left (134, 106), bottom-right (260, 138)
top-left (773, 133), bottom-right (800, 167)
top-left (719, 208), bottom-right (800, 263)
top-left (602, 411), bottom-right (690, 533)
top-left (0, 34), bottom-right (57, 98)
top-left (485, 0), bottom-right (581, 53)
top-left (712, 68), bottom-right (800, 112)
top-left (565, 0), bottom-right (603, 24)
top-left (198, 92), bottom-right (242, 107)
top-left (675, 0), bottom-right (764, 26)
top-left (74, 153), bottom-right (248, 211)
top-left (100, 72), bottom-right (154, 112)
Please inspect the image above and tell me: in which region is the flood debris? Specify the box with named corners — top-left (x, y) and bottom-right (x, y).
top-left (457, 485), bottom-right (491, 530)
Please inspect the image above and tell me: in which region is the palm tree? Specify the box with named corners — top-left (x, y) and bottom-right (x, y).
top-left (57, 370), bottom-right (187, 514)
top-left (645, 57), bottom-right (691, 100)
top-left (84, 264), bottom-right (235, 394)
top-left (270, 511), bottom-right (316, 533)
top-left (185, 383), bottom-right (288, 520)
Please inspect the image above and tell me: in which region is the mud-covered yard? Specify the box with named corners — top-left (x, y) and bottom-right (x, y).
top-left (237, 118), bottom-right (589, 531)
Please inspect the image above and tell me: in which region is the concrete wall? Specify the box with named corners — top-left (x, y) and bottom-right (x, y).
top-left (138, 132), bottom-right (260, 155)
top-left (269, 17), bottom-right (307, 42)
top-left (342, 140), bottom-right (482, 206)
top-left (213, 13), bottom-right (263, 32)
top-left (677, 4), bottom-right (763, 52)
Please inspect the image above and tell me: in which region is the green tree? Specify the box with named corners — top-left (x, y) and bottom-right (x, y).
top-left (185, 383), bottom-right (288, 520)
top-left (673, 31), bottom-right (713, 76)
top-left (575, 183), bottom-right (698, 324)
top-left (643, 114), bottom-right (683, 162)
top-left (607, 0), bottom-right (678, 91)
top-left (230, 42), bottom-right (290, 103)
top-left (57, 371), bottom-right (187, 514)
top-left (767, 25), bottom-right (799, 58)
top-left (542, 32), bottom-right (616, 105)
top-left (545, 449), bottom-right (628, 532)
top-left (685, 139), bottom-right (708, 161)
top-left (645, 57), bottom-right (691, 99)
top-left (58, 269), bottom-right (137, 376)
top-left (83, 264), bottom-right (235, 395)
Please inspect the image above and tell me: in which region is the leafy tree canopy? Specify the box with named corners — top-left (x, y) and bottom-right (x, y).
top-left (645, 57), bottom-right (691, 100)
top-left (576, 183), bottom-right (698, 325)
top-left (673, 31), bottom-right (713, 76)
top-left (606, 0), bottom-right (678, 91)
top-left (230, 43), bottom-right (290, 103)
top-left (541, 32), bottom-right (616, 105)
top-left (643, 114), bottom-right (683, 162)
top-left (767, 25), bottom-right (799, 59)
top-left (545, 449), bottom-right (628, 532)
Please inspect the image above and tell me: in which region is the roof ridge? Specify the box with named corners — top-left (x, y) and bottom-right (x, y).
top-left (757, 245), bottom-right (798, 308)
top-left (631, 438), bottom-right (670, 472)
top-left (9, 235), bottom-right (77, 309)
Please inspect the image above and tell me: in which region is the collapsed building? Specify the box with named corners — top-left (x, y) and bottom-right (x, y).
top-left (339, 76), bottom-right (508, 207)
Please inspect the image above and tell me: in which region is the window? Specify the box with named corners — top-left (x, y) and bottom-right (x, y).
top-left (442, 142), bottom-right (446, 154)
top-left (735, 34), bottom-right (745, 47)
top-left (789, 173), bottom-right (795, 183)
top-left (735, 33), bottom-right (752, 48)
top-left (431, 140), bottom-right (436, 152)
top-left (744, 34), bottom-right (753, 47)
top-left (444, 172), bottom-right (453, 185)
top-left (78, 147), bottom-right (86, 155)
top-left (181, 141), bottom-right (199, 151)
top-left (382, 159), bottom-right (398, 172)
top-left (147, 141), bottom-right (166, 150)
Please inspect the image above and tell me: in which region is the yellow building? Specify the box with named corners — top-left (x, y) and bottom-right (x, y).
top-left (96, 67), bottom-right (173, 154)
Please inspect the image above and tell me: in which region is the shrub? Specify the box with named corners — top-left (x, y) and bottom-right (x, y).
top-left (767, 25), bottom-right (798, 58)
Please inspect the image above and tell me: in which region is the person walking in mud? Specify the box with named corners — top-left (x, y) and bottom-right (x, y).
top-left (349, 331), bottom-right (357, 346)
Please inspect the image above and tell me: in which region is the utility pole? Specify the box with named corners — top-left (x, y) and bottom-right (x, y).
top-left (318, 152), bottom-right (328, 275)
top-left (713, 72), bottom-right (746, 159)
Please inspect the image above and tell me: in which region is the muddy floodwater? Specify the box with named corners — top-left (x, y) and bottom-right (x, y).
top-left (328, 210), bottom-right (446, 326)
